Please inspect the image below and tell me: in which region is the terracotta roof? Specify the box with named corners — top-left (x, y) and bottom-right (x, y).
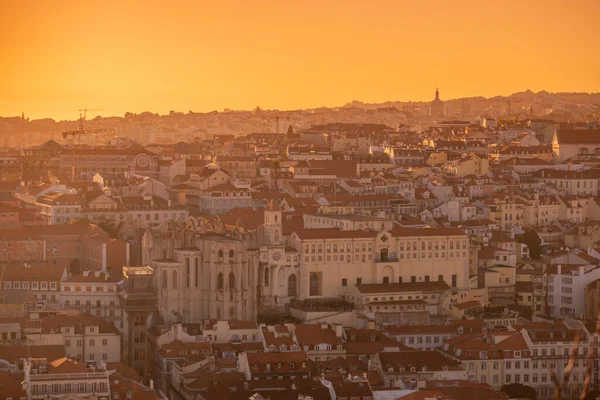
top-left (495, 332), bottom-right (529, 352)
top-left (0, 344), bottom-right (65, 365)
top-left (556, 129), bottom-right (600, 144)
top-left (0, 372), bottom-right (27, 400)
top-left (48, 357), bottom-right (89, 374)
top-left (63, 270), bottom-right (124, 283)
top-left (246, 351), bottom-right (309, 374)
top-left (0, 265), bottom-right (65, 281)
top-left (294, 324), bottom-right (343, 347)
top-left (39, 314), bottom-right (121, 335)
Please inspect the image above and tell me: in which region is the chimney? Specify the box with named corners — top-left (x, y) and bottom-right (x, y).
top-left (335, 325), bottom-right (343, 338)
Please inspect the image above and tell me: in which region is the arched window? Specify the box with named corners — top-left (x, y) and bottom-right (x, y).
top-left (274, 229), bottom-right (279, 243)
top-left (581, 147), bottom-right (589, 155)
top-left (229, 272), bottom-right (235, 290)
top-left (264, 268), bottom-right (269, 287)
top-left (218, 249), bottom-right (224, 258)
top-left (194, 258), bottom-right (199, 288)
top-left (162, 270), bottom-right (168, 288)
top-left (229, 249), bottom-right (234, 258)
top-left (380, 248), bottom-right (389, 262)
top-left (185, 258), bottom-right (190, 288)
top-left (217, 273), bottom-right (224, 290)
top-left (172, 270), bottom-right (178, 289)
top-left (287, 274), bottom-right (297, 297)
top-left (309, 273), bottom-right (320, 296)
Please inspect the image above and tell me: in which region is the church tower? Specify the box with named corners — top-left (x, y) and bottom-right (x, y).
top-left (430, 87), bottom-right (445, 118)
top-left (264, 200), bottom-right (282, 245)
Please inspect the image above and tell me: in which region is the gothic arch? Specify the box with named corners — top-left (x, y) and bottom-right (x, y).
top-left (185, 258), bottom-right (190, 288)
top-left (264, 267), bottom-right (270, 287)
top-left (287, 274), bottom-right (297, 297)
top-left (162, 270), bottom-right (168, 288)
top-left (217, 272), bottom-right (224, 290)
top-left (229, 272), bottom-right (235, 290)
top-left (172, 270), bottom-right (178, 289)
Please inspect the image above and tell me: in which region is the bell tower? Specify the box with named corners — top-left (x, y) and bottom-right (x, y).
top-left (264, 200), bottom-right (282, 245)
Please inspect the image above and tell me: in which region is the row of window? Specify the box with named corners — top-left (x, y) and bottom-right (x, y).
top-left (365, 291), bottom-right (439, 302)
top-left (304, 252), bottom-right (466, 263)
top-left (32, 381), bottom-right (107, 394)
top-left (3, 281), bottom-right (57, 290)
top-left (64, 299), bottom-right (118, 308)
top-left (65, 338), bottom-right (109, 347)
top-left (0, 252), bottom-right (40, 262)
top-left (369, 304), bottom-right (424, 311)
top-left (399, 335), bottom-right (448, 345)
top-left (63, 285), bottom-right (115, 292)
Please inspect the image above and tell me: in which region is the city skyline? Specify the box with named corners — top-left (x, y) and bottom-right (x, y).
top-left (2, 0), bottom-right (599, 120)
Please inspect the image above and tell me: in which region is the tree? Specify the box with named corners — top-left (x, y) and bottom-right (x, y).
top-left (516, 229), bottom-right (542, 259)
top-left (501, 383), bottom-right (537, 400)
top-left (269, 159), bottom-right (281, 190)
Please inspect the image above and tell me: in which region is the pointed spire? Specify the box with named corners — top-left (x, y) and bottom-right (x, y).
top-left (435, 87), bottom-right (440, 100)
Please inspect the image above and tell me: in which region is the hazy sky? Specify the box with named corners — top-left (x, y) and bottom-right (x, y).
top-left (1, 0), bottom-right (599, 120)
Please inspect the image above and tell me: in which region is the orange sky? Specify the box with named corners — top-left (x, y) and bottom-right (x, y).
top-left (1, 0), bottom-right (599, 120)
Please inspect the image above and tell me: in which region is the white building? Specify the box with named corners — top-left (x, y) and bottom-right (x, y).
top-left (546, 264), bottom-right (600, 319)
top-left (60, 270), bottom-right (125, 332)
top-left (24, 314), bottom-right (121, 363)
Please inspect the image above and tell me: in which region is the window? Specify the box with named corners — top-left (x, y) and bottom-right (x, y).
top-left (217, 273), bottom-right (224, 290)
top-left (162, 270), bottom-right (168, 288)
top-left (185, 258), bottom-right (190, 288)
top-left (195, 258), bottom-right (199, 288)
top-left (342, 278), bottom-right (347, 287)
top-left (288, 274), bottom-right (297, 297)
top-left (264, 268), bottom-right (269, 286)
top-left (229, 272), bottom-right (235, 290)
top-left (102, 339), bottom-right (108, 346)
top-left (310, 273), bottom-right (321, 296)
top-left (172, 270), bottom-right (177, 289)
top-left (356, 277), bottom-right (362, 285)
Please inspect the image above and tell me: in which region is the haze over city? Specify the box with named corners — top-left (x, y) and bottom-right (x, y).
top-left (2, 2), bottom-right (600, 400)
top-left (2, 0), bottom-right (600, 120)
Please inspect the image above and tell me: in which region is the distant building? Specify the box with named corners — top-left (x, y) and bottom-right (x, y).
top-left (429, 88), bottom-right (444, 118)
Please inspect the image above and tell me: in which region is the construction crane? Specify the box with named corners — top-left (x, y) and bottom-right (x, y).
top-left (505, 100), bottom-right (521, 116)
top-left (62, 109), bottom-right (112, 181)
top-left (79, 108), bottom-right (102, 122)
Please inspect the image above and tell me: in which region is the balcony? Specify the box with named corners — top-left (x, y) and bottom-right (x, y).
top-left (374, 252), bottom-right (398, 263)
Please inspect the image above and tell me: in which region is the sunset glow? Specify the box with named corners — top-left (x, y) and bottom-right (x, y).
top-left (2, 0), bottom-right (599, 119)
